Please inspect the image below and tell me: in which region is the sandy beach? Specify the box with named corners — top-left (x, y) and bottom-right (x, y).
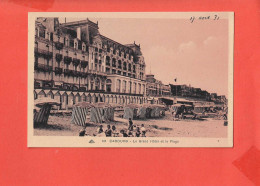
top-left (34, 111), bottom-right (227, 138)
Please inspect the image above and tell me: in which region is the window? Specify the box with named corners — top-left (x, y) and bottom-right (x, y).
top-left (39, 28), bottom-right (45, 38)
top-left (106, 79), bottom-right (112, 92)
top-left (116, 79), bottom-right (121, 93)
top-left (123, 81), bottom-right (126, 93)
top-left (129, 82), bottom-right (132, 93)
top-left (50, 33), bottom-right (53, 41)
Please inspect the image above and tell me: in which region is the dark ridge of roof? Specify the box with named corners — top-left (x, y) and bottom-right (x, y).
top-left (99, 34), bottom-right (134, 52)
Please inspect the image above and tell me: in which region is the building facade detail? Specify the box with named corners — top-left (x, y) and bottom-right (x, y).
top-left (34, 18), bottom-right (147, 108)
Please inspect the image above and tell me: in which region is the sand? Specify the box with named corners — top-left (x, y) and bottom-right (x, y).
top-left (34, 111), bottom-right (228, 138)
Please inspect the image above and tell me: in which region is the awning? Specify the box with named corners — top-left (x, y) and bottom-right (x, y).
top-left (35, 89), bottom-right (43, 94)
top-left (52, 90), bottom-right (59, 95)
top-left (54, 81), bottom-right (63, 86)
top-left (59, 91), bottom-right (66, 95)
top-left (79, 92), bottom-right (85, 96)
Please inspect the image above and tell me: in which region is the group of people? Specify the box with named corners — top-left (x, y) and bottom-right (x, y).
top-left (79, 118), bottom-right (147, 137)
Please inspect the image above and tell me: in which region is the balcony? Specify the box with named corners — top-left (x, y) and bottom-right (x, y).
top-left (80, 71), bottom-right (88, 78)
top-left (54, 67), bottom-right (63, 75)
top-left (71, 70), bottom-right (81, 77)
top-left (55, 53), bottom-right (62, 62)
top-left (64, 56), bottom-right (72, 65)
top-left (89, 70), bottom-right (107, 77)
top-left (55, 42), bottom-right (64, 50)
top-left (80, 60), bottom-right (88, 68)
top-left (79, 87), bottom-right (87, 91)
top-left (72, 58), bottom-right (80, 66)
top-left (35, 64), bottom-right (53, 72)
top-left (64, 69), bottom-right (72, 76)
top-left (34, 48), bottom-right (53, 60)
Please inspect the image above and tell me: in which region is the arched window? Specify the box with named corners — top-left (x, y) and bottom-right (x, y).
top-left (106, 79), bottom-right (112, 92)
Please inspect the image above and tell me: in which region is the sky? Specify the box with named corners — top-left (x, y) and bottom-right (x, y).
top-left (60, 17), bottom-right (229, 96)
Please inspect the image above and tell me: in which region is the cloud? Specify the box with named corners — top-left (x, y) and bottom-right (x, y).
top-left (178, 41), bottom-right (196, 53)
top-left (203, 36), bottom-right (218, 46)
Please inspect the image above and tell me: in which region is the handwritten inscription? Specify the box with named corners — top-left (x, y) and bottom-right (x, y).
top-left (190, 15), bottom-right (220, 23)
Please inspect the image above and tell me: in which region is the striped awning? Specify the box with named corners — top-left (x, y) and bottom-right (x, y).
top-left (52, 90), bottom-right (59, 95)
top-left (59, 91), bottom-right (66, 95)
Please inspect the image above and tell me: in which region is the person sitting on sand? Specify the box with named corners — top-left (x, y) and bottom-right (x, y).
top-left (105, 125), bottom-right (112, 137)
top-left (127, 129), bottom-right (134, 137)
top-left (112, 125), bottom-right (119, 137)
top-left (79, 128), bottom-right (86, 137)
top-left (140, 124), bottom-right (146, 137)
top-left (96, 125), bottom-right (104, 134)
top-left (120, 130), bottom-right (128, 137)
top-left (135, 127), bottom-right (141, 137)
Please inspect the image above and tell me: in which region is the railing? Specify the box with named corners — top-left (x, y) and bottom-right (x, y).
top-left (64, 56), bottom-right (72, 65)
top-left (71, 70), bottom-right (81, 77)
top-left (72, 58), bottom-right (80, 66)
top-left (80, 60), bottom-right (88, 68)
top-left (35, 63), bottom-right (53, 72)
top-left (54, 67), bottom-right (63, 75)
top-left (64, 69), bottom-right (72, 76)
top-left (34, 48), bottom-right (53, 60)
top-left (55, 53), bottom-right (62, 62)
top-left (55, 42), bottom-right (64, 50)
top-left (80, 71), bottom-right (88, 78)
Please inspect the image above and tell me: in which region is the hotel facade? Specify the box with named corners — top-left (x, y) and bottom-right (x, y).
top-left (34, 18), bottom-right (147, 109)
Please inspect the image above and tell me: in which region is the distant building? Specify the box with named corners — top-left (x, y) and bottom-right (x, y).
top-left (34, 17), bottom-right (147, 109)
top-left (145, 74), bottom-right (171, 97)
top-left (170, 84), bottom-right (211, 101)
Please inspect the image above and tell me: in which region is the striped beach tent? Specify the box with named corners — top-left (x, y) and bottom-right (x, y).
top-left (34, 98), bottom-right (60, 126)
top-left (90, 107), bottom-right (103, 123)
top-left (71, 104), bottom-right (89, 126)
top-left (137, 107), bottom-right (146, 119)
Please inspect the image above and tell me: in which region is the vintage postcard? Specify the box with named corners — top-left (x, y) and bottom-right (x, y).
top-left (28, 12), bottom-right (234, 147)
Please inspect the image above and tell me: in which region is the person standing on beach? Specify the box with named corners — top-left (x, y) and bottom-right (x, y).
top-left (128, 118), bottom-right (133, 131)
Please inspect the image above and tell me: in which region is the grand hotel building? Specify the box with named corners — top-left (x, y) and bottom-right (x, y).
top-left (34, 17), bottom-right (147, 109)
